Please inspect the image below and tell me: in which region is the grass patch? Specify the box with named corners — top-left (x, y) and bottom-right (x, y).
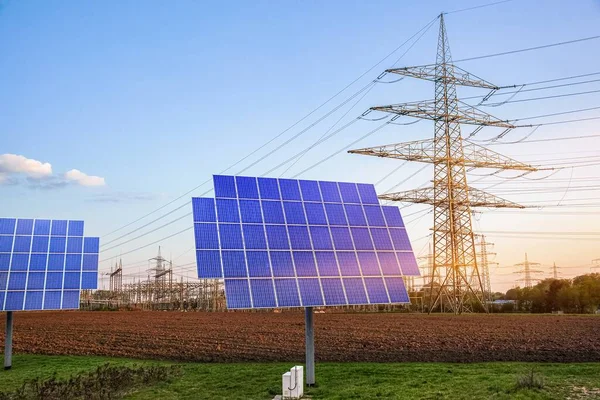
top-left (2, 355), bottom-right (600, 399)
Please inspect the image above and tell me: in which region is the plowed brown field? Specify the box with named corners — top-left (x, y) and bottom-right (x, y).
top-left (2, 311), bottom-right (599, 363)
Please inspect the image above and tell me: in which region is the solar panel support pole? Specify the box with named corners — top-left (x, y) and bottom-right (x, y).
top-left (305, 307), bottom-right (315, 386)
top-left (4, 311), bottom-right (13, 370)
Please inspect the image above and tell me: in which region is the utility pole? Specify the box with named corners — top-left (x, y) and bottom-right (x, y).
top-left (514, 253), bottom-right (543, 288)
top-left (349, 14), bottom-right (537, 313)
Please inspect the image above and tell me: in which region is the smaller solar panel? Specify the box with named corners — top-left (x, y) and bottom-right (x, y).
top-left (0, 218), bottom-right (99, 311)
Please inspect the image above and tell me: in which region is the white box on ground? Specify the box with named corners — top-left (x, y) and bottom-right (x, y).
top-left (282, 365), bottom-right (304, 399)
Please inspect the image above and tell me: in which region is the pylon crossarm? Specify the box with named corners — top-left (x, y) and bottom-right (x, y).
top-left (378, 186), bottom-right (525, 209)
top-left (386, 64), bottom-right (498, 89)
top-left (370, 100), bottom-right (515, 128)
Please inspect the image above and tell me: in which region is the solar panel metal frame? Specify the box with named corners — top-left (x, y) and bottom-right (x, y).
top-left (193, 175), bottom-right (419, 309)
top-left (0, 218), bottom-right (99, 311)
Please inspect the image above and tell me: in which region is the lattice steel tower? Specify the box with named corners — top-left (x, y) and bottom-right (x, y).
top-left (514, 253), bottom-right (543, 288)
top-left (349, 14), bottom-right (537, 313)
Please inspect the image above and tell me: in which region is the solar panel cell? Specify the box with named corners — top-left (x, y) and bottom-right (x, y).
top-left (315, 252), bottom-right (339, 276)
top-left (356, 184), bottom-right (379, 204)
top-left (265, 225), bottom-right (290, 249)
top-left (192, 198), bottom-right (217, 223)
top-left (29, 254), bottom-right (47, 270)
top-left (330, 227), bottom-right (354, 250)
top-left (279, 179), bottom-right (302, 201)
top-left (82, 272), bottom-right (98, 289)
top-left (0, 218), bottom-right (16, 234)
top-left (324, 203), bottom-right (347, 225)
top-left (283, 201), bottom-right (307, 224)
top-left (338, 182), bottom-right (361, 204)
top-left (270, 251), bottom-right (295, 277)
top-left (26, 272), bottom-right (45, 290)
top-left (222, 251), bottom-right (247, 278)
top-left (0, 272), bottom-right (6, 289)
top-left (370, 228), bottom-right (393, 250)
top-left (397, 252), bottom-right (420, 276)
top-left (8, 273), bottom-right (26, 290)
top-left (82, 254), bottom-right (99, 271)
top-left (357, 252), bottom-right (381, 276)
top-left (43, 291), bottom-right (61, 309)
top-left (298, 278), bottom-right (324, 306)
top-left (344, 204), bottom-right (367, 226)
top-left (12, 236), bottom-right (31, 253)
top-left (47, 254), bottom-right (65, 270)
top-left (350, 228), bottom-right (373, 250)
top-left (258, 177), bottom-right (281, 200)
top-left (64, 272), bottom-right (81, 289)
top-left (246, 251), bottom-right (271, 277)
top-left (274, 279), bottom-right (301, 307)
top-left (25, 291), bottom-right (43, 310)
top-left (218, 224), bottom-right (243, 249)
top-left (224, 279), bottom-right (252, 308)
top-left (389, 228), bottom-right (413, 251)
top-left (377, 252), bottom-right (401, 275)
top-left (321, 278), bottom-right (346, 305)
top-left (67, 221), bottom-right (84, 236)
top-left (319, 181), bottom-right (342, 203)
top-left (65, 254), bottom-right (82, 270)
top-left (293, 251), bottom-right (317, 277)
top-left (83, 237), bottom-right (99, 253)
top-left (304, 202), bottom-right (327, 225)
top-left (299, 180), bottom-right (322, 202)
top-left (288, 226), bottom-right (312, 250)
top-left (343, 278), bottom-right (368, 304)
top-left (250, 279), bottom-right (277, 308)
top-left (385, 277), bottom-right (409, 303)
top-left (49, 236), bottom-right (66, 253)
top-left (216, 198), bottom-right (240, 223)
top-left (363, 205), bottom-right (386, 227)
top-left (242, 224), bottom-right (267, 249)
top-left (194, 223), bottom-right (219, 250)
top-left (262, 201), bottom-right (285, 224)
top-left (309, 226), bottom-right (333, 250)
top-left (0, 254), bottom-right (9, 270)
top-left (364, 277), bottom-right (389, 303)
top-left (336, 252), bottom-right (361, 276)
top-left (67, 237), bottom-right (83, 253)
top-left (235, 176), bottom-right (259, 199)
top-left (51, 220), bottom-right (68, 236)
top-left (32, 236), bottom-right (49, 253)
top-left (16, 219), bottom-right (34, 235)
top-left (382, 206), bottom-right (404, 227)
top-left (45, 273), bottom-right (63, 289)
top-left (196, 250), bottom-right (222, 278)
top-left (11, 254), bottom-right (29, 271)
top-left (214, 175), bottom-right (237, 198)
top-left (33, 220), bottom-right (51, 235)
top-left (5, 291), bottom-right (24, 310)
top-left (239, 200), bottom-right (263, 223)
top-left (62, 290), bottom-right (80, 309)
top-left (0, 236), bottom-right (13, 252)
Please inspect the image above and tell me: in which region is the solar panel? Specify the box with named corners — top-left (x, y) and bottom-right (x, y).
top-left (192, 175), bottom-right (419, 309)
top-left (0, 218), bottom-right (99, 311)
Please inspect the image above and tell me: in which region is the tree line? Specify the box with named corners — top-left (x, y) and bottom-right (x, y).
top-left (499, 273), bottom-right (600, 313)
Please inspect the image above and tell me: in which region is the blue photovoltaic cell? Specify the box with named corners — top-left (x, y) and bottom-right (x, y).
top-left (214, 175), bottom-right (237, 198)
top-left (293, 251), bottom-right (317, 277)
top-left (382, 206), bottom-right (404, 227)
top-left (321, 278), bottom-right (346, 305)
top-left (298, 278), bottom-right (324, 306)
top-left (279, 179), bottom-right (301, 200)
top-left (397, 252), bottom-right (420, 276)
top-left (250, 279), bottom-right (277, 308)
top-left (357, 184), bottom-right (379, 205)
top-left (258, 177), bottom-right (281, 200)
top-left (193, 198), bottom-right (217, 223)
top-left (240, 200), bottom-right (263, 223)
top-left (247, 251), bottom-right (271, 277)
top-left (192, 176), bottom-right (418, 308)
top-left (304, 203), bottom-right (327, 225)
top-left (0, 218), bottom-right (98, 311)
top-left (299, 180), bottom-right (321, 202)
top-left (224, 279), bottom-right (252, 308)
top-left (274, 279), bottom-right (301, 307)
top-left (316, 252), bottom-right (339, 276)
top-left (319, 181), bottom-right (342, 203)
top-left (235, 176), bottom-right (259, 199)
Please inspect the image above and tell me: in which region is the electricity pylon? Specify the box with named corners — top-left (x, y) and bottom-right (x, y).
top-left (349, 14), bottom-right (537, 313)
top-left (551, 262), bottom-right (560, 279)
top-left (592, 259), bottom-right (600, 272)
top-left (514, 253), bottom-right (543, 288)
top-left (477, 235), bottom-right (497, 303)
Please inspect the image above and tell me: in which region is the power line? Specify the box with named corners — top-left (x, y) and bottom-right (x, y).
top-left (454, 35), bottom-right (600, 63)
top-left (444, 0), bottom-right (514, 15)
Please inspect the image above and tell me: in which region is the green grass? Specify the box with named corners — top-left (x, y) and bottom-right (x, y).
top-left (2, 355), bottom-right (600, 399)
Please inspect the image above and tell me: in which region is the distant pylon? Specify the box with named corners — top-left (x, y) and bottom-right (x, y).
top-left (551, 262), bottom-right (560, 279)
top-left (477, 235), bottom-right (497, 303)
top-left (349, 14), bottom-right (537, 313)
top-left (514, 253), bottom-right (544, 288)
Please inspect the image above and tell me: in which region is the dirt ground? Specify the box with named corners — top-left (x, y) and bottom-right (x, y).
top-left (1, 311), bottom-right (599, 363)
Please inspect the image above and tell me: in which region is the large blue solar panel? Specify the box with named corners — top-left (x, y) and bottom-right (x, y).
top-left (0, 218), bottom-right (99, 311)
top-left (192, 176), bottom-right (420, 309)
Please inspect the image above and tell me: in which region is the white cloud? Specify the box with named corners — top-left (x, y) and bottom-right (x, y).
top-left (0, 154), bottom-right (53, 178)
top-left (64, 169), bottom-right (106, 187)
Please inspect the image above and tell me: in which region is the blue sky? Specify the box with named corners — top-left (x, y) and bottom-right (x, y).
top-left (1, 0), bottom-right (599, 291)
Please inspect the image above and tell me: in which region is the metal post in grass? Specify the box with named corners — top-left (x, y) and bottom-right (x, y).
top-left (4, 311), bottom-right (13, 370)
top-left (305, 307), bottom-right (315, 386)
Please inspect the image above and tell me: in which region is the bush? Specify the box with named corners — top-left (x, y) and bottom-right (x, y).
top-left (515, 368), bottom-right (544, 390)
top-left (0, 363), bottom-right (181, 400)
